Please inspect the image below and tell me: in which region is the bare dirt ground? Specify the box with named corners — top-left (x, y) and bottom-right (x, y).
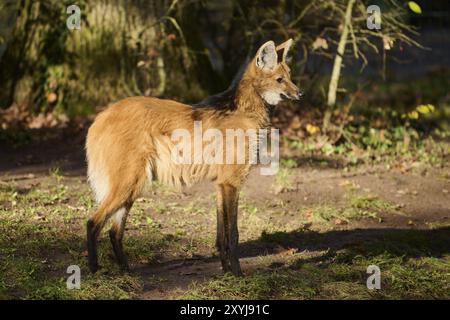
top-left (0, 128), bottom-right (449, 299)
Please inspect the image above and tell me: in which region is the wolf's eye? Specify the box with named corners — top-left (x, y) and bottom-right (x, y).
top-left (276, 77), bottom-right (283, 83)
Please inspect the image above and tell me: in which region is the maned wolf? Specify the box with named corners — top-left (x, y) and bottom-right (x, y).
top-left (85, 39), bottom-right (301, 275)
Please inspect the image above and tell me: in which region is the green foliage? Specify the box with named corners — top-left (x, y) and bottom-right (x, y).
top-left (1, 160), bottom-right (449, 299)
top-left (287, 105), bottom-right (449, 167)
top-left (0, 0), bottom-right (449, 168)
top-left (302, 193), bottom-right (398, 226)
top-left (180, 243), bottom-right (450, 299)
top-left (0, 0), bottom-right (205, 114)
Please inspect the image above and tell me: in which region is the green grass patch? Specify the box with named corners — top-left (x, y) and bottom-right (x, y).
top-left (179, 228), bottom-right (450, 299)
top-left (303, 193), bottom-right (401, 226)
top-left (0, 169), bottom-right (448, 300)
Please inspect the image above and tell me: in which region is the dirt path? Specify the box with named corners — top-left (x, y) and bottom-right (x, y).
top-left (0, 131), bottom-right (449, 299)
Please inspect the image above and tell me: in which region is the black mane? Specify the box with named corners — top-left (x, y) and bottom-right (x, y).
top-left (193, 62), bottom-right (248, 109)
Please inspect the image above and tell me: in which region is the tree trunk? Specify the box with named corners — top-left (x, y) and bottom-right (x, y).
top-left (323, 0), bottom-right (355, 132)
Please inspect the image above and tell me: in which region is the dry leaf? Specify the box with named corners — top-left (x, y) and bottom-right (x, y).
top-left (47, 92), bottom-right (58, 103)
top-left (312, 37), bottom-right (328, 50)
top-left (334, 218), bottom-right (347, 226)
top-left (306, 123), bottom-right (320, 135)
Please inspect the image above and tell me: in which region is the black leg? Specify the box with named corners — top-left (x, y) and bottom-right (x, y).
top-left (222, 184), bottom-right (243, 276)
top-left (87, 219), bottom-right (99, 273)
top-left (109, 229), bottom-right (129, 271)
top-left (109, 205), bottom-right (131, 271)
top-left (216, 185), bottom-right (231, 272)
top-left (217, 184), bottom-right (242, 276)
top-left (86, 198), bottom-right (124, 273)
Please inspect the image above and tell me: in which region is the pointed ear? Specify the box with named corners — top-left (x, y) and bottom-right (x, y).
top-left (276, 38), bottom-right (293, 63)
top-left (255, 41), bottom-right (277, 71)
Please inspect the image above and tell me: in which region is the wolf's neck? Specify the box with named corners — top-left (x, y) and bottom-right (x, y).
top-left (234, 78), bottom-right (270, 129)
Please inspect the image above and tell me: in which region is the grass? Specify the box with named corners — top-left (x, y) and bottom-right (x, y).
top-left (180, 229), bottom-right (450, 299)
top-left (0, 159), bottom-right (448, 299)
top-left (285, 126), bottom-right (450, 168)
top-left (0, 176), bottom-right (170, 299)
top-left (302, 193), bottom-right (400, 226)
top-left (180, 255), bottom-right (449, 300)
top-left (273, 158), bottom-right (298, 193)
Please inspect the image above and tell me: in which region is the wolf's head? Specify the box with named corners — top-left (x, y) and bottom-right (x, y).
top-left (248, 39), bottom-right (302, 106)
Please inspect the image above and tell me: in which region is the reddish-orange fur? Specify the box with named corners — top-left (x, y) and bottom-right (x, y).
top-left (85, 40), bottom-right (300, 275)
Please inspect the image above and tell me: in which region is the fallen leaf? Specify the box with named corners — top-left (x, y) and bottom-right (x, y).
top-left (47, 92), bottom-right (57, 103)
top-left (339, 180), bottom-right (352, 187)
top-left (280, 248), bottom-right (298, 256)
top-left (306, 123), bottom-right (320, 135)
top-left (289, 116), bottom-right (302, 130)
top-left (416, 104), bottom-right (435, 114)
top-left (408, 110), bottom-right (419, 119)
top-left (334, 218), bottom-right (348, 226)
